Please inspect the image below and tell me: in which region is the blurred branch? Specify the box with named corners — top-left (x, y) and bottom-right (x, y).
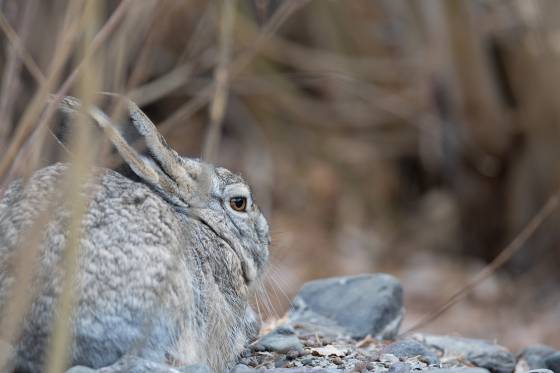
top-left (158, 0), bottom-right (310, 134)
top-left (0, 0), bottom-right (133, 183)
top-left (202, 0), bottom-right (236, 162)
top-left (0, 1), bottom-right (84, 185)
top-left (129, 64), bottom-right (194, 106)
top-left (401, 189), bottom-right (560, 335)
top-left (235, 15), bottom-right (416, 84)
top-left (0, 7), bottom-right (44, 84)
top-left (0, 1), bottom-right (41, 150)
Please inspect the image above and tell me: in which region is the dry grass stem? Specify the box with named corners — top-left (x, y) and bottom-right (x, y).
top-left (401, 191), bottom-right (560, 335)
top-left (0, 0), bottom-right (132, 183)
top-left (202, 0), bottom-right (237, 162)
top-left (44, 1), bottom-right (102, 369)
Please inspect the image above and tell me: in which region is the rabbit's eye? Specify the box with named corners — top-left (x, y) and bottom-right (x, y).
top-left (229, 196), bottom-right (247, 212)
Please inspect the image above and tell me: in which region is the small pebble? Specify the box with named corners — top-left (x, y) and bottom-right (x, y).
top-left (366, 362), bottom-right (377, 370)
top-left (250, 344), bottom-right (265, 352)
top-left (253, 327), bottom-right (304, 354)
top-left (332, 356), bottom-right (343, 365)
top-left (287, 350), bottom-right (300, 360)
top-left (177, 364), bottom-right (212, 373)
top-left (274, 357), bottom-right (288, 368)
top-left (388, 362), bottom-right (412, 373)
top-left (65, 367), bottom-right (96, 373)
top-left (229, 364), bottom-right (256, 373)
top-left (380, 354), bottom-right (400, 364)
top-left (239, 356), bottom-right (258, 367)
top-left (303, 338), bottom-right (315, 347)
top-left (354, 361), bottom-right (367, 372)
top-left (382, 340), bottom-right (439, 365)
top-left (302, 358), bottom-right (314, 366)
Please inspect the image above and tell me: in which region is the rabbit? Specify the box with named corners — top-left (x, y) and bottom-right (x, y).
top-left (0, 95), bottom-right (270, 372)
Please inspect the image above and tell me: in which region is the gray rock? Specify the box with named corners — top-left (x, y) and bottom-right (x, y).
top-left (525, 370), bottom-right (554, 373)
top-left (93, 356), bottom-right (182, 373)
top-left (177, 363), bottom-right (212, 373)
top-left (382, 340), bottom-right (439, 365)
top-left (230, 364), bottom-right (261, 373)
top-left (253, 326), bottom-right (304, 353)
top-left (66, 367), bottom-right (96, 373)
top-left (517, 345), bottom-right (557, 370)
top-left (420, 335), bottom-right (515, 373)
top-left (301, 357), bottom-right (314, 366)
top-left (265, 369), bottom-right (340, 373)
top-left (425, 369), bottom-right (490, 373)
top-left (388, 362), bottom-right (412, 373)
top-left (380, 354), bottom-right (401, 364)
top-left (545, 352), bottom-right (560, 373)
top-left (288, 274), bottom-right (404, 339)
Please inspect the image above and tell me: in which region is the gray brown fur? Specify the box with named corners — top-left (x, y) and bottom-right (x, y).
top-left (0, 97), bottom-right (270, 372)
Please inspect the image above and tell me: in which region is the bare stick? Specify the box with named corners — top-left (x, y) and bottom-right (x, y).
top-left (400, 191), bottom-right (560, 335)
top-left (202, 0), bottom-right (237, 163)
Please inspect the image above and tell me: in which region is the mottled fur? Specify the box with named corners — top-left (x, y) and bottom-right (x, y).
top-left (0, 97), bottom-right (270, 372)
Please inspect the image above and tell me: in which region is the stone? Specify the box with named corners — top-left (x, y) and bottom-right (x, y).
top-left (545, 352), bottom-right (560, 373)
top-left (419, 335), bottom-right (515, 373)
top-left (274, 357), bottom-right (289, 368)
top-left (525, 370), bottom-right (554, 373)
top-left (229, 364), bottom-right (261, 373)
top-left (380, 354), bottom-right (400, 364)
top-left (382, 340), bottom-right (439, 365)
top-left (354, 361), bottom-right (367, 372)
top-left (66, 360), bottom-right (189, 373)
top-left (309, 345), bottom-right (348, 357)
top-left (252, 326), bottom-right (304, 354)
top-left (516, 345), bottom-right (556, 372)
top-left (331, 356), bottom-right (343, 365)
top-left (288, 274), bottom-right (404, 339)
top-left (65, 367), bottom-right (96, 373)
top-left (388, 362), bottom-right (412, 373)
top-left (425, 369), bottom-right (490, 373)
top-left (265, 369), bottom-right (340, 373)
top-left (177, 363), bottom-right (212, 373)
top-left (99, 356), bottom-right (184, 373)
top-left (286, 350), bottom-right (300, 360)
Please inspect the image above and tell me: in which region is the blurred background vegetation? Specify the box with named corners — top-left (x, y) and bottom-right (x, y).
top-left (0, 0), bottom-right (559, 351)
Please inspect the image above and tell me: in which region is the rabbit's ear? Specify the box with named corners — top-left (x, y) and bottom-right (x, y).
top-left (125, 98), bottom-right (203, 189)
top-left (55, 95), bottom-right (200, 205)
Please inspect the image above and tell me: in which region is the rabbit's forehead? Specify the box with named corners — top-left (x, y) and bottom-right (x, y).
top-left (215, 167), bottom-right (246, 187)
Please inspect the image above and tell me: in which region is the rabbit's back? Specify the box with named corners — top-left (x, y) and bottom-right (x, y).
top-left (0, 163), bottom-right (197, 371)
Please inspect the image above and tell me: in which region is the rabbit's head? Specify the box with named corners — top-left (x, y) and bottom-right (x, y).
top-left (192, 164), bottom-right (270, 283)
top-left (56, 94), bottom-right (269, 285)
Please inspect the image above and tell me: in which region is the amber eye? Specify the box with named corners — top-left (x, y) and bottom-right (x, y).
top-left (229, 196), bottom-right (247, 212)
